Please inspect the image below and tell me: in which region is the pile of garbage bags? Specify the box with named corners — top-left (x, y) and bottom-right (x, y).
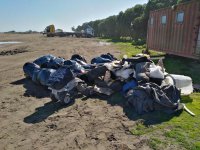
top-left (23, 53), bottom-right (194, 115)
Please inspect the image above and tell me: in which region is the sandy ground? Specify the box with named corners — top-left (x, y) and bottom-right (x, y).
top-left (0, 34), bottom-right (150, 150)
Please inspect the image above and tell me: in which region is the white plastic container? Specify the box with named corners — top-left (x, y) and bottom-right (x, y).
top-left (167, 74), bottom-right (193, 95)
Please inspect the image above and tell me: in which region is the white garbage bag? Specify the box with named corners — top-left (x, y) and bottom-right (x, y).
top-left (165, 74), bottom-right (193, 95)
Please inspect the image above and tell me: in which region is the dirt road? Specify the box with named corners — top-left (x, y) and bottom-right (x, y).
top-left (0, 34), bottom-right (150, 150)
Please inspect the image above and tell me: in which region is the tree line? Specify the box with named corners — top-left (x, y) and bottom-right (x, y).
top-left (73, 0), bottom-right (190, 42)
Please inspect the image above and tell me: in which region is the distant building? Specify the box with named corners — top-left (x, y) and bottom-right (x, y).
top-left (55, 29), bottom-right (63, 33)
top-left (147, 0), bottom-right (200, 59)
top-left (85, 25), bottom-right (94, 37)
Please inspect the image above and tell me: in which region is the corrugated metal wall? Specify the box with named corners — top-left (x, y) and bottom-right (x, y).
top-left (197, 27), bottom-right (200, 54)
top-left (147, 0), bottom-right (200, 59)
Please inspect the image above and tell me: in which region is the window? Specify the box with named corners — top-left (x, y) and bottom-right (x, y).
top-left (176, 12), bottom-right (184, 23)
top-left (161, 15), bottom-right (167, 24)
top-left (150, 17), bottom-right (154, 25)
top-left (161, 16), bottom-right (167, 24)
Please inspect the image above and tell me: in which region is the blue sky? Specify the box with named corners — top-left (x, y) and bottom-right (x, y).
top-left (0, 0), bottom-right (147, 32)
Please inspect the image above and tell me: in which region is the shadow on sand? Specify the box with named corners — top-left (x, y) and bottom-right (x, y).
top-left (11, 78), bottom-right (50, 98)
top-left (11, 78), bottom-right (74, 123)
top-left (23, 101), bottom-right (74, 124)
top-left (11, 78), bottom-right (185, 125)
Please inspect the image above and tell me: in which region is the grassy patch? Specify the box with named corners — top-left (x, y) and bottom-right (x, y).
top-left (148, 137), bottom-right (168, 150)
top-left (99, 38), bottom-right (164, 57)
top-left (113, 41), bottom-right (164, 57)
top-left (164, 55), bottom-right (200, 84)
top-left (128, 93), bottom-right (200, 149)
top-left (102, 38), bottom-right (200, 149)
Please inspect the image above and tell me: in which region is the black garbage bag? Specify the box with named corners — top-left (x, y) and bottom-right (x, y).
top-left (127, 82), bottom-right (181, 114)
top-left (46, 57), bottom-right (65, 69)
top-left (64, 60), bottom-right (85, 74)
top-left (71, 54), bottom-right (87, 63)
top-left (86, 66), bottom-right (108, 83)
top-left (23, 62), bottom-right (40, 78)
top-left (94, 78), bottom-right (123, 92)
top-left (33, 55), bottom-right (56, 68)
top-left (122, 56), bottom-right (151, 64)
top-left (72, 58), bottom-right (87, 66)
top-left (47, 67), bottom-right (75, 90)
top-left (91, 57), bottom-right (112, 64)
top-left (100, 53), bottom-right (117, 61)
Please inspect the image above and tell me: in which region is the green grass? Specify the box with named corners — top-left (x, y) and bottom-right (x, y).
top-left (164, 56), bottom-right (200, 84)
top-left (101, 38), bottom-right (200, 150)
top-left (99, 38), bottom-right (164, 57)
top-left (130, 94), bottom-right (200, 150)
top-left (116, 42), bottom-right (165, 58)
top-left (148, 137), bottom-right (168, 150)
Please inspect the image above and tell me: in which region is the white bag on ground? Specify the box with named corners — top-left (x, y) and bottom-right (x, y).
top-left (149, 65), bottom-right (164, 79)
top-left (170, 74), bottom-right (193, 95)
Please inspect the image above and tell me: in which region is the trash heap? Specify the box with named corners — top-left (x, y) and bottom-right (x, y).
top-left (23, 53), bottom-right (194, 115)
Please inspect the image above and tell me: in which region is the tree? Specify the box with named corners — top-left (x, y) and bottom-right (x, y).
top-left (71, 26), bottom-right (76, 32)
top-left (73, 0), bottom-right (189, 40)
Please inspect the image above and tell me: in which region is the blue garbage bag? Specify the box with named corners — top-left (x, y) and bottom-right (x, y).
top-left (37, 69), bottom-right (56, 86)
top-left (91, 57), bottom-right (112, 64)
top-left (33, 55), bottom-right (56, 68)
top-left (32, 69), bottom-right (41, 84)
top-left (72, 58), bottom-right (88, 66)
top-left (23, 62), bottom-right (40, 78)
top-left (64, 60), bottom-right (85, 74)
top-left (122, 80), bottom-right (138, 94)
top-left (31, 68), bottom-right (56, 86)
top-left (47, 67), bottom-right (75, 90)
top-left (71, 55), bottom-right (94, 70)
top-left (46, 57), bottom-right (65, 69)
top-left (100, 53), bottom-right (116, 61)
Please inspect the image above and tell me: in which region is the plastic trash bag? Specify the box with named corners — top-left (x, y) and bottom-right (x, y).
top-left (37, 69), bottom-right (56, 86)
top-left (149, 65), bottom-right (164, 79)
top-left (91, 57), bottom-right (112, 64)
top-left (127, 83), bottom-right (180, 114)
top-left (115, 68), bottom-right (134, 80)
top-left (64, 60), bottom-right (85, 74)
top-left (50, 78), bottom-right (85, 105)
top-left (46, 57), bottom-right (65, 69)
top-left (47, 67), bottom-right (75, 90)
top-left (23, 62), bottom-right (40, 78)
top-left (71, 57), bottom-right (94, 70)
top-left (122, 80), bottom-right (137, 94)
top-left (87, 66), bottom-right (108, 82)
top-left (31, 68), bottom-right (56, 86)
top-left (71, 54), bottom-right (87, 63)
top-left (33, 55), bottom-right (56, 67)
top-left (32, 69), bottom-right (41, 84)
top-left (100, 53), bottom-right (117, 61)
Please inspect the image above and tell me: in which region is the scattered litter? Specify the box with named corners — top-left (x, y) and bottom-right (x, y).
top-left (183, 104), bottom-right (195, 116)
top-left (23, 53), bottom-right (194, 115)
